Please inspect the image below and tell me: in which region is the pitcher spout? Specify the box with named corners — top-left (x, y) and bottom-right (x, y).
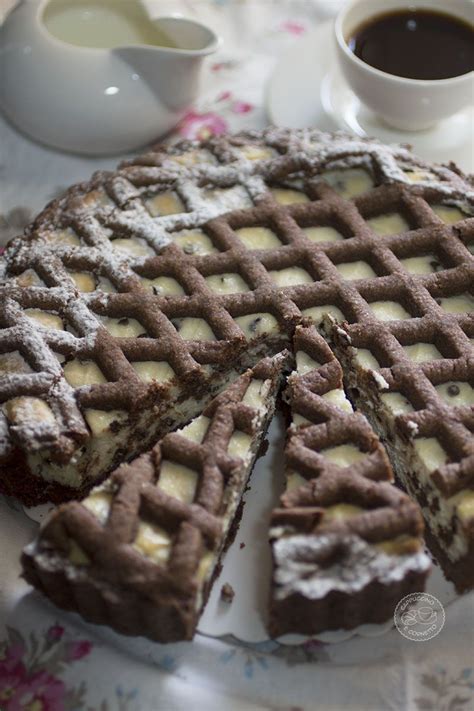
top-left (113, 17), bottom-right (220, 111)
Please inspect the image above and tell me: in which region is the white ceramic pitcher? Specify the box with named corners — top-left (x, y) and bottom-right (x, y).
top-left (0, 0), bottom-right (220, 155)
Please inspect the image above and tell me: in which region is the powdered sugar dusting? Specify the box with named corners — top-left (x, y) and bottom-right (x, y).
top-left (1, 128), bottom-right (472, 461)
top-left (272, 533), bottom-right (431, 599)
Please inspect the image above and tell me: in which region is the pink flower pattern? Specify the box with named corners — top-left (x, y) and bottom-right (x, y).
top-left (279, 20), bottom-right (307, 35)
top-left (231, 101), bottom-right (253, 114)
top-left (65, 641), bottom-right (92, 662)
top-left (7, 671), bottom-right (66, 711)
top-left (178, 110), bottom-right (228, 141)
top-left (47, 626), bottom-right (64, 642)
top-left (177, 90), bottom-right (254, 141)
top-left (0, 626), bottom-right (94, 711)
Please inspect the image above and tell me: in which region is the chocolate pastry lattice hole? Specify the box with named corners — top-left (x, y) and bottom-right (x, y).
top-left (132, 265), bottom-right (187, 296)
top-left (294, 208), bottom-right (356, 244)
top-left (464, 241), bottom-right (474, 257)
top-left (402, 168), bottom-right (438, 184)
top-left (43, 227), bottom-right (83, 247)
top-left (11, 269), bottom-right (45, 288)
top-left (144, 188), bottom-right (187, 217)
top-left (396, 331), bottom-right (455, 364)
top-left (97, 314), bottom-right (148, 338)
top-left (398, 248), bottom-right (452, 276)
top-left (160, 147), bottom-right (219, 167)
top-left (412, 432), bottom-right (453, 476)
top-left (204, 269), bottom-right (252, 295)
top-left (267, 183), bottom-right (313, 205)
top-left (0, 350), bottom-right (33, 375)
top-left (108, 234), bottom-right (156, 258)
top-left (356, 189), bottom-right (423, 237)
top-left (433, 380), bottom-right (474, 407)
top-left (360, 288), bottom-right (419, 323)
top-left (329, 248), bottom-right (387, 281)
top-left (299, 295), bottom-right (353, 327)
top-left (172, 228), bottom-right (220, 256)
top-left (380, 391), bottom-right (416, 418)
top-left (316, 167), bottom-right (376, 199)
top-left (63, 359), bottom-right (107, 388)
top-left (24, 308), bottom-right (64, 331)
top-left (234, 143), bottom-right (277, 162)
top-left (201, 183), bottom-right (254, 211)
top-left (429, 203), bottom-right (470, 225)
top-left (234, 224), bottom-right (284, 250)
top-left (435, 291), bottom-right (474, 315)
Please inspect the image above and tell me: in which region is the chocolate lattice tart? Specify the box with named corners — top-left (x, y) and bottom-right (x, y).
top-left (0, 129), bottom-right (472, 637)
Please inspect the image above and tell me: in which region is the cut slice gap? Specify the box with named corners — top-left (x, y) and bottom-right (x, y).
top-left (199, 410), bottom-right (288, 641)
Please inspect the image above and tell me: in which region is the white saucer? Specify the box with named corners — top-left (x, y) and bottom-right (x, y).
top-left (266, 23), bottom-right (474, 174)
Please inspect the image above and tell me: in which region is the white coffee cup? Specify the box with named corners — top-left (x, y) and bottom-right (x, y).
top-left (335, 0), bottom-right (474, 131)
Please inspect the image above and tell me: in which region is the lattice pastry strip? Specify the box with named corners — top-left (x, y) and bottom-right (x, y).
top-left (22, 352), bottom-right (290, 642)
top-left (268, 326), bottom-right (430, 637)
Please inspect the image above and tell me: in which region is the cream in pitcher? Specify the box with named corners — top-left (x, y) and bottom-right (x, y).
top-left (43, 0), bottom-right (179, 49)
top-left (0, 0), bottom-right (220, 154)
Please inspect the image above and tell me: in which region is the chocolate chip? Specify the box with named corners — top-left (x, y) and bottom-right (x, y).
top-left (110, 419), bottom-right (122, 434)
top-left (220, 583), bottom-right (234, 603)
top-left (118, 318), bottom-right (129, 326)
top-left (447, 384), bottom-right (460, 397)
top-left (248, 316), bottom-right (262, 333)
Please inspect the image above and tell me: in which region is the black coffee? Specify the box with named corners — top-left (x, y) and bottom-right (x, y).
top-left (348, 9), bottom-right (474, 80)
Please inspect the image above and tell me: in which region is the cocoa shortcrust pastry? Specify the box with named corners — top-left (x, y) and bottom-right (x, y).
top-left (269, 326), bottom-right (430, 637)
top-left (22, 352), bottom-right (289, 642)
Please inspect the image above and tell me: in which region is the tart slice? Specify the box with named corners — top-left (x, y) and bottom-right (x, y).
top-left (269, 326), bottom-right (430, 637)
top-left (22, 352), bottom-right (290, 642)
top-left (328, 316), bottom-right (474, 592)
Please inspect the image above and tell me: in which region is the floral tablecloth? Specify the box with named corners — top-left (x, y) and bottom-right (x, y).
top-left (1, 2), bottom-right (474, 710)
